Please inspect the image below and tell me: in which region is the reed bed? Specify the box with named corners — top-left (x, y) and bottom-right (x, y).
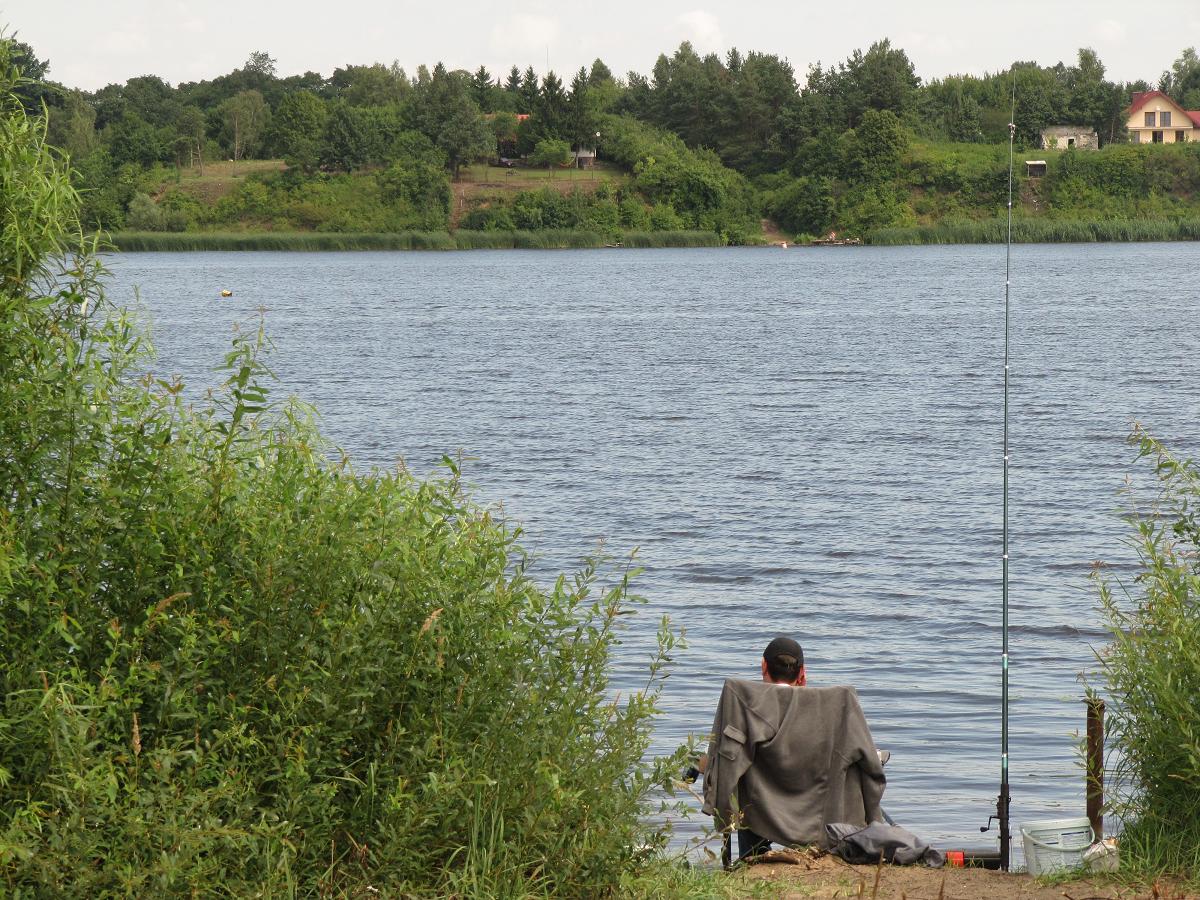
top-left (1092, 431), bottom-right (1200, 886)
top-left (869, 217), bottom-right (1200, 245)
top-left (111, 229), bottom-right (725, 251)
top-left (111, 231), bottom-right (454, 251)
top-left (621, 230), bottom-right (723, 248)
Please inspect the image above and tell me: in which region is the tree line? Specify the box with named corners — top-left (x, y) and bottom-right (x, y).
top-left (12, 35), bottom-right (1200, 238)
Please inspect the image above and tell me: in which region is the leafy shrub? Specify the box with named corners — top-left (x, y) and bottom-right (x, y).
top-left (460, 204), bottom-right (517, 231)
top-left (125, 191), bottom-right (165, 231)
top-left (836, 182), bottom-right (913, 233)
top-left (648, 202), bottom-right (684, 230)
top-left (767, 176), bottom-right (835, 236)
top-left (162, 208), bottom-right (189, 232)
top-left (529, 137), bottom-right (572, 172)
top-left (619, 196), bottom-right (651, 229)
top-left (1092, 431), bottom-right (1200, 879)
top-left (0, 67), bottom-right (687, 897)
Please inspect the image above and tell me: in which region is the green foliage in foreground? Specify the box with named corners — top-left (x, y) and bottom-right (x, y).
top-left (1092, 431), bottom-right (1200, 882)
top-left (110, 229), bottom-right (723, 251)
top-left (869, 217), bottom-right (1200, 245)
top-left (0, 71), bottom-right (696, 896)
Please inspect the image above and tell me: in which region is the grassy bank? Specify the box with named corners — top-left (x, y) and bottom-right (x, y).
top-left (109, 229), bottom-right (723, 251)
top-left (869, 217), bottom-right (1200, 245)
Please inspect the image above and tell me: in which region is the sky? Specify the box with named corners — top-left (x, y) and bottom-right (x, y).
top-left (2, 1), bottom-right (1198, 92)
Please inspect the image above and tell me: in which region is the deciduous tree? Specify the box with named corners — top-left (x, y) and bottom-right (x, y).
top-left (267, 90), bottom-right (327, 171)
top-left (320, 102), bottom-right (370, 171)
top-left (437, 104), bottom-right (494, 177)
top-left (530, 137), bottom-right (572, 176)
top-left (46, 90), bottom-right (97, 160)
top-left (220, 89), bottom-right (269, 160)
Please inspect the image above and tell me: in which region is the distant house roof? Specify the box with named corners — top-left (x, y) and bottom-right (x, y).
top-left (1128, 90), bottom-right (1169, 115)
top-left (1128, 90), bottom-right (1200, 126)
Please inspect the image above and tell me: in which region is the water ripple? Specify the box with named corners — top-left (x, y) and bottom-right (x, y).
top-left (108, 242), bottom-right (1200, 852)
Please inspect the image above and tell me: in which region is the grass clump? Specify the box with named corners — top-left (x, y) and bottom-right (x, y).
top-left (869, 217), bottom-right (1200, 245)
top-left (109, 230), bottom-right (454, 251)
top-left (109, 228), bottom-right (729, 251)
top-left (621, 230), bottom-right (724, 248)
top-left (1091, 429), bottom-right (1200, 884)
top-left (0, 56), bottom-right (694, 897)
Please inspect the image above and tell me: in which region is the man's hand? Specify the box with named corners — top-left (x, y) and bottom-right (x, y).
top-left (681, 752), bottom-right (708, 783)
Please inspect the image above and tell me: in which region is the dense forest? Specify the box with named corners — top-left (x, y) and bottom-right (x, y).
top-left (14, 36), bottom-right (1200, 243)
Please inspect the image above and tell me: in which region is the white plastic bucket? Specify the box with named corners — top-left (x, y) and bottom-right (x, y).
top-left (1020, 817), bottom-right (1095, 876)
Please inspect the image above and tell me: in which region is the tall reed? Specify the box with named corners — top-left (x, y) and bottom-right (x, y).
top-left (110, 229), bottom-right (726, 252)
top-left (621, 230), bottom-right (724, 248)
top-left (110, 231), bottom-right (446, 251)
top-left (869, 217), bottom-right (1200, 245)
top-left (1091, 429), bottom-right (1200, 884)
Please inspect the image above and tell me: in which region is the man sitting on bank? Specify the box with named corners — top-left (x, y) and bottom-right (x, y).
top-left (698, 636), bottom-right (886, 863)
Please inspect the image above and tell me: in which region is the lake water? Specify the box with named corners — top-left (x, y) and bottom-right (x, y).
top-left (107, 244), bottom-right (1200, 857)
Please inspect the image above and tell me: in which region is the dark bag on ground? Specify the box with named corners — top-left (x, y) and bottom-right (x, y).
top-left (826, 822), bottom-right (945, 867)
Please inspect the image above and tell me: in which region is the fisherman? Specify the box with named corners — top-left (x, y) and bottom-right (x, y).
top-left (688, 636), bottom-right (807, 859)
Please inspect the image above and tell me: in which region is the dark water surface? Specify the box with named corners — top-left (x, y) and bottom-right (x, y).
top-left (108, 244), bottom-right (1200, 854)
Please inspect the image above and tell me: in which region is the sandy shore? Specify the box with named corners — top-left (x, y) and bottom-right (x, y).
top-left (728, 848), bottom-right (1199, 899)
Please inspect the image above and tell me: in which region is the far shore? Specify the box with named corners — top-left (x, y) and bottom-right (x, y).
top-left (106, 218), bottom-right (1200, 252)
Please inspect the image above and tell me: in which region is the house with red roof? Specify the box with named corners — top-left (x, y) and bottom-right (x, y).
top-left (1126, 91), bottom-right (1200, 143)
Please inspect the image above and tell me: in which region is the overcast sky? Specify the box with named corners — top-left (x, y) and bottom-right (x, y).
top-left (3, 1), bottom-right (1197, 92)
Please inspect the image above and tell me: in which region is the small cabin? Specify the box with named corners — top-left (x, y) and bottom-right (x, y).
top-left (1024, 160), bottom-right (1047, 178)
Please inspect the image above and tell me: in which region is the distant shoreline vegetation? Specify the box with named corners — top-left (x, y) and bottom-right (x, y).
top-left (17, 27), bottom-right (1200, 248)
top-left (108, 219), bottom-right (1200, 251)
top-left (869, 217), bottom-right (1200, 245)
top-left (107, 229), bottom-right (725, 251)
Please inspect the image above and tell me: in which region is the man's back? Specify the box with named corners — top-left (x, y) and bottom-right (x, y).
top-left (703, 679), bottom-right (886, 848)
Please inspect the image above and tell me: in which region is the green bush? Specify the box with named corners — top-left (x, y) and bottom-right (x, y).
top-left (125, 191), bottom-right (165, 231)
top-left (0, 66), bottom-right (689, 896)
top-left (766, 177), bottom-right (835, 237)
top-left (460, 204), bottom-right (517, 231)
top-left (1092, 431), bottom-right (1200, 881)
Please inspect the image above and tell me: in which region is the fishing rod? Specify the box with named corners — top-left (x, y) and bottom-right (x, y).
top-left (980, 84), bottom-right (1017, 872)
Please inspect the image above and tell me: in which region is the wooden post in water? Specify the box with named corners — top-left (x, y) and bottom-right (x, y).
top-left (1086, 698), bottom-right (1105, 839)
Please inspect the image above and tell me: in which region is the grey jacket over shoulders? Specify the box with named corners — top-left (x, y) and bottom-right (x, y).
top-left (702, 680), bottom-right (886, 849)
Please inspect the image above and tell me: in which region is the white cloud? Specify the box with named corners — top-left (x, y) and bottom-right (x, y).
top-left (98, 28), bottom-right (150, 56)
top-left (489, 13), bottom-right (560, 59)
top-left (898, 30), bottom-right (960, 57)
top-left (1091, 19), bottom-right (1126, 43)
top-left (674, 9), bottom-right (723, 54)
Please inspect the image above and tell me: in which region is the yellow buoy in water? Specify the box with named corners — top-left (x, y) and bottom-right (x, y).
top-left (220, 290), bottom-right (233, 297)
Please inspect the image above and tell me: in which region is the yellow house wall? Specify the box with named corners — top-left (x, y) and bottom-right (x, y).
top-left (1126, 96), bottom-right (1195, 143)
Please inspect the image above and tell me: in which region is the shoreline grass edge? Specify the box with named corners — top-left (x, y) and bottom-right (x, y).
top-left (108, 229), bottom-right (725, 251)
top-left (868, 217), bottom-right (1200, 245)
top-left (111, 220), bottom-right (1200, 251)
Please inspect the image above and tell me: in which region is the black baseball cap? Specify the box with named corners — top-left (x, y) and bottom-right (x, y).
top-left (763, 636), bottom-right (803, 667)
